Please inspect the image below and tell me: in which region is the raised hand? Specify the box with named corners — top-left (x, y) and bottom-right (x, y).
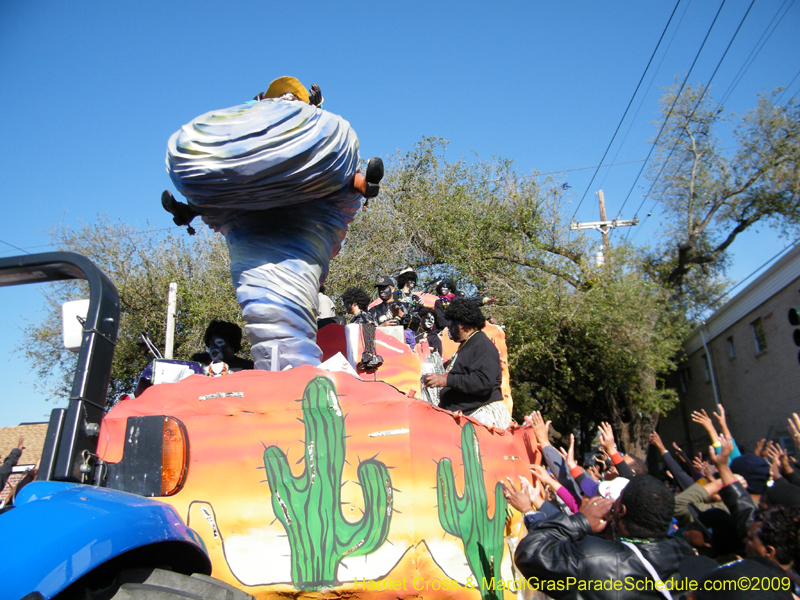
top-left (754, 438), bottom-right (767, 458)
top-left (712, 404), bottom-right (732, 439)
top-left (709, 434), bottom-right (733, 470)
top-left (530, 464), bottom-right (560, 492)
top-left (764, 442), bottom-right (785, 480)
top-left (525, 411), bottom-right (552, 448)
top-left (649, 431), bottom-right (666, 454)
top-left (522, 476), bottom-right (545, 510)
top-left (598, 422), bottom-right (616, 456)
top-left (788, 413), bottom-right (800, 454)
top-left (501, 476), bottom-right (533, 513)
top-left (672, 441), bottom-right (690, 465)
top-left (692, 454), bottom-right (711, 480)
top-left (558, 434), bottom-right (578, 470)
top-left (691, 409), bottom-right (720, 445)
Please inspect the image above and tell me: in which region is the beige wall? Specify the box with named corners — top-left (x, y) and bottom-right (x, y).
top-left (659, 275), bottom-right (800, 456)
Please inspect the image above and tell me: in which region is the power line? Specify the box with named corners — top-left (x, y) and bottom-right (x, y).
top-left (627, 0), bottom-right (779, 243)
top-left (777, 67), bottom-right (800, 103)
top-left (597, 0), bottom-right (695, 193)
top-left (624, 0), bottom-right (793, 233)
top-left (0, 226), bottom-right (184, 257)
top-left (569, 0), bottom-right (683, 221)
top-left (0, 238), bottom-right (33, 255)
top-left (708, 237), bottom-right (800, 306)
top-left (718, 0), bottom-right (795, 108)
top-left (612, 0), bottom-right (728, 229)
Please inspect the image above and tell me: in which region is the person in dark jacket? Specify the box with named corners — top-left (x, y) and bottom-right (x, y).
top-left (431, 279), bottom-right (457, 332)
top-left (0, 436), bottom-right (24, 491)
top-left (369, 276), bottom-right (410, 328)
top-left (514, 474), bottom-right (695, 599)
top-left (191, 320), bottom-right (254, 371)
top-left (415, 307), bottom-right (443, 355)
top-left (342, 287), bottom-right (374, 325)
top-left (422, 299), bottom-right (502, 415)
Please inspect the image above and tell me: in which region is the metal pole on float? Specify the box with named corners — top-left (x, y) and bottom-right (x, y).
top-left (165, 282), bottom-right (178, 359)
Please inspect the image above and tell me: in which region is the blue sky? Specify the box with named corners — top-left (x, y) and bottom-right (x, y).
top-left (1, 1), bottom-right (798, 426)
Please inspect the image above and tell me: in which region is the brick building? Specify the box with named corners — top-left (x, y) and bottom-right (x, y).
top-left (0, 422), bottom-right (47, 504)
top-left (658, 242), bottom-right (800, 457)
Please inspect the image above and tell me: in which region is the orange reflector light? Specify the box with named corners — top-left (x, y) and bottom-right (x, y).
top-left (162, 417), bottom-right (188, 496)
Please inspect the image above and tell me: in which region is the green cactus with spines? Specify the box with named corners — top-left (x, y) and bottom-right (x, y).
top-left (437, 422), bottom-right (507, 600)
top-left (263, 376), bottom-right (393, 589)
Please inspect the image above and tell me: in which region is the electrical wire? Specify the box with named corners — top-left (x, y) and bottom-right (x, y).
top-left (628, 1), bottom-right (796, 242)
top-left (0, 238), bottom-right (32, 255)
top-left (596, 0), bottom-right (694, 193)
top-left (569, 0), bottom-right (683, 221)
top-left (612, 0), bottom-right (728, 232)
top-left (718, 0), bottom-right (795, 108)
top-left (624, 0), bottom-right (757, 241)
top-left (777, 67), bottom-right (800, 103)
top-left (0, 226), bottom-right (183, 257)
top-left (707, 237), bottom-right (800, 306)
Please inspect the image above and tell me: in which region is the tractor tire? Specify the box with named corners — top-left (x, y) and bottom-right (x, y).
top-left (105, 569), bottom-right (254, 600)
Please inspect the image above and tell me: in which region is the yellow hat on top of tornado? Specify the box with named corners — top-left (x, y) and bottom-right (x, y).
top-left (263, 76), bottom-right (310, 104)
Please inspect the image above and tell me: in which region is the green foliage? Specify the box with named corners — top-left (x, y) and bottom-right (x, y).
top-left (263, 376), bottom-right (393, 589)
top-left (643, 84), bottom-right (800, 318)
top-left (328, 138), bottom-right (686, 454)
top-left (437, 422), bottom-right (507, 600)
top-left (20, 216), bottom-right (243, 404)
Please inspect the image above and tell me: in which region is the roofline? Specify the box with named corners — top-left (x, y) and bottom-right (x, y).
top-left (684, 242), bottom-right (800, 355)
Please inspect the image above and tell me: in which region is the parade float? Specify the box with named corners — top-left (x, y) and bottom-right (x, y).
top-left (6, 78), bottom-right (540, 600)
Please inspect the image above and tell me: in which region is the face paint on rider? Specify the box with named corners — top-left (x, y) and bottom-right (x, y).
top-left (207, 336), bottom-right (228, 362)
top-left (378, 285), bottom-right (393, 301)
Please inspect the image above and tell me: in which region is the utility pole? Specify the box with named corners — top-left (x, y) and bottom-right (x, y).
top-left (598, 190), bottom-right (609, 251)
top-left (569, 190), bottom-right (638, 265)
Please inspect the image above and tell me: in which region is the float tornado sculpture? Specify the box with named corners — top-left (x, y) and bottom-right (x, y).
top-left (166, 91), bottom-right (366, 369)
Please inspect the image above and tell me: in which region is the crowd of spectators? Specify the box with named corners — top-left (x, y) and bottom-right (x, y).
top-left (503, 409), bottom-right (800, 599)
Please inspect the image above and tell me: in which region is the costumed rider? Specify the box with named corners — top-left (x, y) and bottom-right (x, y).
top-left (342, 287), bottom-right (375, 325)
top-left (369, 276), bottom-right (411, 328)
top-left (394, 267), bottom-right (422, 331)
top-left (432, 279), bottom-right (498, 333)
top-left (432, 279), bottom-right (457, 332)
top-left (415, 306), bottom-right (443, 355)
top-left (191, 320), bottom-right (254, 375)
top-left (422, 299), bottom-right (511, 429)
top-left (161, 76), bottom-right (383, 370)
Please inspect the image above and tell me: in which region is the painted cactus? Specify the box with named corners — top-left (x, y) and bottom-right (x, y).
top-left (263, 376), bottom-right (393, 589)
top-left (437, 422), bottom-right (507, 600)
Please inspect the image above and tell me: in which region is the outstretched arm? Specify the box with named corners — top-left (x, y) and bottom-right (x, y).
top-left (651, 431), bottom-right (694, 490)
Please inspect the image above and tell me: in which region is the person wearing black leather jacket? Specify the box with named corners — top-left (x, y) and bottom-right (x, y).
top-left (515, 474), bottom-right (695, 599)
top-left (708, 435), bottom-right (757, 555)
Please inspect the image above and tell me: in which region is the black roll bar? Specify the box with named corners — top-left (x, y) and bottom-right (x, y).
top-left (0, 252), bottom-right (120, 482)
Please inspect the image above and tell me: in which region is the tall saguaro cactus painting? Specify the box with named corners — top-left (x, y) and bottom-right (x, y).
top-left (263, 376), bottom-right (394, 589)
top-left (437, 422), bottom-right (507, 600)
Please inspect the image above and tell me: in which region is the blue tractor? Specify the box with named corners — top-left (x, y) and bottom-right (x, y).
top-left (0, 252), bottom-right (254, 600)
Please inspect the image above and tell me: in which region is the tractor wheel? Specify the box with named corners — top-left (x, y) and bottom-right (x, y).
top-left (101, 568), bottom-right (254, 600)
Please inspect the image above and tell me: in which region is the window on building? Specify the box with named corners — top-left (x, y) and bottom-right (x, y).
top-left (678, 369), bottom-right (689, 393)
top-left (751, 317), bottom-right (767, 353)
top-left (727, 336), bottom-right (736, 358)
top-left (702, 354), bottom-right (711, 381)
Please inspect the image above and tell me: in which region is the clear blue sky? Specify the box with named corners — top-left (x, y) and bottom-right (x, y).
top-left (1, 1), bottom-right (798, 426)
